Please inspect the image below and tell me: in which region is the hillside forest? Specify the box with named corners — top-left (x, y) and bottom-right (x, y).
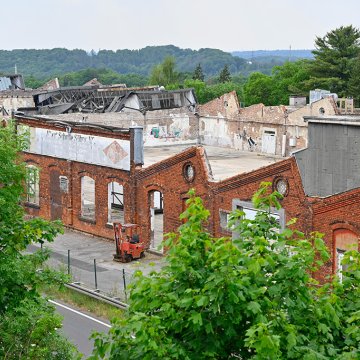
top-left (2, 25), bottom-right (360, 107)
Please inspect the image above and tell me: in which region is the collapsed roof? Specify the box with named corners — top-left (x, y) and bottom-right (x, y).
top-left (0, 74), bottom-right (25, 91)
top-left (32, 86), bottom-right (197, 115)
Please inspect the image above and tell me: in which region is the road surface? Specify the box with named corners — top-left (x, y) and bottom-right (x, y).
top-left (51, 299), bottom-right (111, 358)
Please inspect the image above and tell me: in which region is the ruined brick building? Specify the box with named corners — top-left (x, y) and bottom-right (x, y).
top-left (16, 100), bottom-right (360, 281)
top-left (198, 90), bottom-right (347, 157)
top-left (10, 81), bottom-right (360, 281)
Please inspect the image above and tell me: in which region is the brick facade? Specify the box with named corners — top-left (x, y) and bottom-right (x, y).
top-left (18, 115), bottom-right (360, 282)
top-left (210, 157), bottom-right (312, 238)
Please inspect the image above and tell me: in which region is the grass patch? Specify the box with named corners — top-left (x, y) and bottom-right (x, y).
top-left (41, 283), bottom-right (124, 322)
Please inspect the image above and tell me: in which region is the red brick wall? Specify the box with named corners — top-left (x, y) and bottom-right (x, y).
top-left (310, 189), bottom-right (360, 280)
top-left (210, 157), bottom-right (312, 238)
top-left (23, 152), bottom-right (131, 240)
top-left (199, 91), bottom-right (240, 119)
top-left (134, 146), bottom-right (211, 246)
top-left (22, 138), bottom-right (360, 282)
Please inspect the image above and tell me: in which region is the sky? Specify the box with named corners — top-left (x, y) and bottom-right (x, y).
top-left (2, 0), bottom-right (360, 52)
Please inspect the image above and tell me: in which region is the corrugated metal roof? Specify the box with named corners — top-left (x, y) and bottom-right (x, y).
top-left (0, 77), bottom-right (12, 91)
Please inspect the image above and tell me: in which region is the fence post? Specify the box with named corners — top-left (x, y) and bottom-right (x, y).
top-left (67, 249), bottom-right (71, 276)
top-left (94, 259), bottom-right (98, 290)
top-left (122, 269), bottom-right (127, 302)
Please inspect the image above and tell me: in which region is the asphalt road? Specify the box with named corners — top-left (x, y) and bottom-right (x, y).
top-left (51, 299), bottom-right (111, 358)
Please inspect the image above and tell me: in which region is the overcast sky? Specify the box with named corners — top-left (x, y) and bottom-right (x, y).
top-left (2, 0), bottom-right (360, 52)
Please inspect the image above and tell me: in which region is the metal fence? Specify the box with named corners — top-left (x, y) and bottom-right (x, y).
top-left (45, 247), bottom-right (135, 303)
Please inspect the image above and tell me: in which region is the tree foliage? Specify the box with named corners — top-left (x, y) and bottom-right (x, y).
top-left (0, 46), bottom-right (249, 80)
top-left (243, 72), bottom-right (274, 106)
top-left (0, 123), bottom-right (79, 359)
top-left (308, 25), bottom-right (360, 96)
top-left (57, 68), bottom-right (148, 87)
top-left (184, 79), bottom-right (243, 104)
top-left (149, 56), bottom-right (179, 87)
top-left (14, 25), bottom-right (360, 107)
top-left (271, 60), bottom-right (312, 104)
top-left (243, 61), bottom-right (311, 106)
top-left (91, 183), bottom-right (360, 359)
top-left (192, 63), bottom-right (205, 82)
top-left (218, 64), bottom-right (232, 83)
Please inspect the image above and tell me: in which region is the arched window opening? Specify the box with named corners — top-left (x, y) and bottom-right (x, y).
top-left (334, 229), bottom-right (358, 281)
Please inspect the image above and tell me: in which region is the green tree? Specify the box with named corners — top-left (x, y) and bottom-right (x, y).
top-left (348, 55), bottom-right (360, 106)
top-left (58, 68), bottom-right (148, 87)
top-left (271, 60), bottom-right (312, 105)
top-left (24, 75), bottom-right (44, 89)
top-left (308, 25), bottom-right (360, 96)
top-left (184, 79), bottom-right (206, 101)
top-left (184, 79), bottom-right (243, 104)
top-left (91, 183), bottom-right (360, 359)
top-left (149, 56), bottom-right (179, 87)
top-left (192, 63), bottom-right (205, 81)
top-left (218, 64), bottom-right (232, 83)
top-left (243, 72), bottom-right (274, 105)
top-left (0, 122), bottom-right (79, 359)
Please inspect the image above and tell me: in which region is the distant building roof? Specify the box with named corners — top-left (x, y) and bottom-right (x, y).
top-left (0, 74), bottom-right (25, 91)
top-left (36, 78), bottom-right (60, 91)
top-left (83, 78), bottom-right (103, 87)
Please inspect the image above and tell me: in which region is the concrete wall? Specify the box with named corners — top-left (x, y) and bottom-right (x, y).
top-left (199, 94), bottom-right (337, 156)
top-left (0, 93), bottom-right (35, 114)
top-left (24, 126), bottom-right (131, 170)
top-left (295, 120), bottom-right (360, 197)
top-left (42, 107), bottom-right (199, 147)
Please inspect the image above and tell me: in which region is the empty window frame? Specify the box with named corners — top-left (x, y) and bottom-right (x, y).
top-left (26, 165), bottom-right (40, 205)
top-left (336, 249), bottom-right (346, 282)
top-left (108, 181), bottom-right (124, 223)
top-left (232, 199), bottom-right (285, 230)
top-left (219, 210), bottom-right (231, 231)
top-left (149, 190), bottom-right (164, 252)
top-left (81, 176), bottom-right (95, 221)
top-left (334, 229), bottom-right (358, 281)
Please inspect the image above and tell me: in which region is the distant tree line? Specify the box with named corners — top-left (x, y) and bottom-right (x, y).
top-left (145, 25), bottom-right (360, 107)
top-left (9, 26), bottom-right (360, 107)
top-left (0, 46), bottom-right (248, 80)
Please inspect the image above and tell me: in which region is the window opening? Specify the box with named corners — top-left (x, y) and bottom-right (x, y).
top-left (219, 210), bottom-right (231, 231)
top-left (108, 181), bottom-right (124, 223)
top-left (81, 176), bottom-right (95, 221)
top-left (26, 165), bottom-right (40, 205)
top-left (149, 190), bottom-right (164, 252)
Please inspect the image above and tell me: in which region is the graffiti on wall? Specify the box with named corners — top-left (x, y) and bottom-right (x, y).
top-left (150, 126), bottom-right (183, 140)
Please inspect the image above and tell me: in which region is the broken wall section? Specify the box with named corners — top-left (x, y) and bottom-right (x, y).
top-left (199, 92), bottom-right (337, 156)
top-left (39, 107), bottom-right (199, 147)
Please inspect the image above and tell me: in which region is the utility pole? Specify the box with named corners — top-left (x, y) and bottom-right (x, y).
top-left (289, 45), bottom-right (292, 62)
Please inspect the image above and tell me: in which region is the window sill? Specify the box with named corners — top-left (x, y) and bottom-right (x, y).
top-left (25, 202), bottom-right (40, 209)
top-left (78, 216), bottom-right (96, 225)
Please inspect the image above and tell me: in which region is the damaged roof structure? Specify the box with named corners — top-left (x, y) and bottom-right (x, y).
top-left (28, 87), bottom-right (197, 115)
top-left (0, 74), bottom-right (25, 91)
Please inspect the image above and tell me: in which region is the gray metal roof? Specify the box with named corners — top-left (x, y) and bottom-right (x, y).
top-left (0, 77), bottom-right (12, 91)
